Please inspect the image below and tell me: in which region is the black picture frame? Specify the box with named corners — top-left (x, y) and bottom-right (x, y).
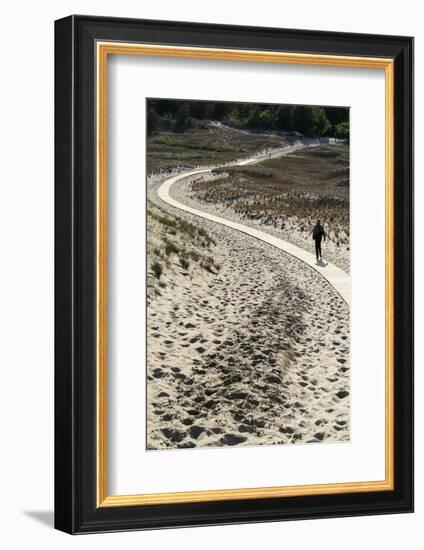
top-left (55, 14), bottom-right (414, 534)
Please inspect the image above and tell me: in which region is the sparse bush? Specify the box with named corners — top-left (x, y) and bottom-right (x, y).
top-left (179, 257), bottom-right (190, 270)
top-left (200, 258), bottom-right (220, 274)
top-left (164, 241), bottom-right (179, 256)
top-left (151, 261), bottom-right (163, 279)
top-left (201, 262), bottom-right (214, 274)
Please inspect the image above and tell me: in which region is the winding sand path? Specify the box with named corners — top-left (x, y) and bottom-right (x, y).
top-left (157, 147), bottom-right (350, 305)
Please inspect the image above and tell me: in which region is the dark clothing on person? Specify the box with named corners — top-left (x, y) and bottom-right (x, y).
top-left (315, 238), bottom-right (322, 260)
top-left (312, 223), bottom-right (325, 260)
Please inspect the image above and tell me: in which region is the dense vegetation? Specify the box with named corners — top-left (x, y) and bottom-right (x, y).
top-left (147, 99), bottom-right (349, 139)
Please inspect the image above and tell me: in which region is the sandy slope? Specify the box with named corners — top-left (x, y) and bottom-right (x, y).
top-left (146, 154), bottom-right (350, 450)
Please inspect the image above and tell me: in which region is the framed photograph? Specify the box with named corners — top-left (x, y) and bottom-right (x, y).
top-left (54, 15), bottom-right (413, 534)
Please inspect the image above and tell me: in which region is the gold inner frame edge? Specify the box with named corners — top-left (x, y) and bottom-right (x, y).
top-left (96, 42), bottom-right (395, 508)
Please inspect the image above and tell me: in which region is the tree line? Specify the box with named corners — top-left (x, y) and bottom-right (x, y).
top-left (147, 99), bottom-right (349, 140)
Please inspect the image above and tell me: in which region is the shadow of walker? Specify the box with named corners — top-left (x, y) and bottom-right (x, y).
top-left (315, 259), bottom-right (327, 267)
top-left (23, 510), bottom-right (54, 529)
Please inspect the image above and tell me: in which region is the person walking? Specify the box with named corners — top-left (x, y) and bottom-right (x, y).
top-left (312, 219), bottom-right (325, 261)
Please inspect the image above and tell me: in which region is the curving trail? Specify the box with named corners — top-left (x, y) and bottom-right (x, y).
top-left (157, 145), bottom-right (350, 305)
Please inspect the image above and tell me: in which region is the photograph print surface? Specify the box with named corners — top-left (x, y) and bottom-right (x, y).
top-left (146, 98), bottom-right (350, 450)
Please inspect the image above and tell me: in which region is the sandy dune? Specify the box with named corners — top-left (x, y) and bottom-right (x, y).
top-left (146, 146), bottom-right (350, 450)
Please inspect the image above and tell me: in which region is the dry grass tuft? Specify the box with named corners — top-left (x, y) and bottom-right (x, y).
top-left (147, 201), bottom-right (220, 300)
